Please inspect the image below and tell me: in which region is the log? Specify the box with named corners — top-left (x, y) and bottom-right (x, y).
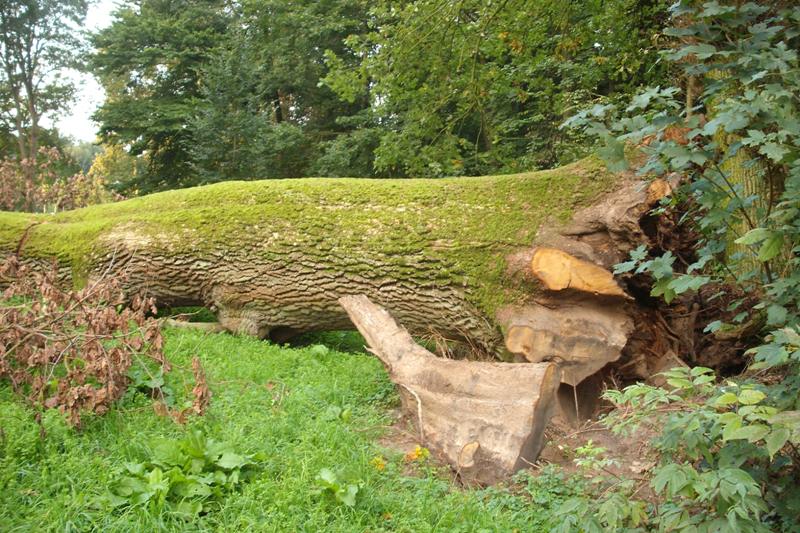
top-left (339, 294), bottom-right (560, 485)
top-left (0, 159), bottom-right (674, 388)
top-left (0, 158), bottom-right (633, 352)
top-left (499, 299), bottom-right (632, 386)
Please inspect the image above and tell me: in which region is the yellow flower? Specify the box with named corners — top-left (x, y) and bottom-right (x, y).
top-left (404, 445), bottom-right (430, 462)
top-left (370, 455), bottom-right (386, 471)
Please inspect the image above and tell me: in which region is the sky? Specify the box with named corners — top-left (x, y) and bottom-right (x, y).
top-left (48, 0), bottom-right (117, 143)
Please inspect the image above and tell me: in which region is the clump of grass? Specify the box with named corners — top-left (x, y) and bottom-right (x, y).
top-left (0, 328), bottom-right (577, 531)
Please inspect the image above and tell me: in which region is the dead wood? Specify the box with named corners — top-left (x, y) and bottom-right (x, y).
top-left (339, 294), bottom-right (560, 485)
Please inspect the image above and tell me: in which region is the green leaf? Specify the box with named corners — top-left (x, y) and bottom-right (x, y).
top-left (598, 137), bottom-right (628, 172)
top-left (216, 452), bottom-right (248, 470)
top-left (765, 428), bottom-right (790, 457)
top-left (737, 389), bottom-right (766, 405)
top-left (152, 442), bottom-right (186, 467)
top-left (317, 468), bottom-right (337, 486)
top-left (174, 500), bottom-right (203, 517)
top-left (735, 228), bottom-right (771, 245)
top-left (768, 410), bottom-right (800, 429)
top-left (171, 479), bottom-right (212, 499)
top-left (725, 424), bottom-right (769, 443)
top-left (758, 234), bottom-right (784, 261)
top-left (759, 142), bottom-right (789, 162)
top-left (766, 305), bottom-right (787, 326)
top-left (338, 484), bottom-right (359, 507)
top-left (111, 476), bottom-right (149, 498)
top-left (715, 392), bottom-right (738, 407)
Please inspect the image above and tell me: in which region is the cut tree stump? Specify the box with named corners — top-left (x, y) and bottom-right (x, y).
top-left (339, 294), bottom-right (560, 485)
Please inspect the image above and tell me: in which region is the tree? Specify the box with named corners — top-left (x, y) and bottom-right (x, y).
top-left (324, 0), bottom-right (669, 177)
top-left (189, 0), bottom-right (375, 182)
top-left (2, 156), bottom-right (685, 379)
top-left (91, 0), bottom-right (229, 192)
top-left (87, 143), bottom-right (143, 193)
top-left (0, 0), bottom-right (87, 171)
top-left (0, 157), bottom-right (700, 482)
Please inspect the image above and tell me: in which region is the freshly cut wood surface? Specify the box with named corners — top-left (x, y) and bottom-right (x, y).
top-left (530, 247), bottom-right (626, 297)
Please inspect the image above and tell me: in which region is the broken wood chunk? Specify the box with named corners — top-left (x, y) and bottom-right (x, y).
top-left (339, 294), bottom-right (560, 485)
top-left (531, 247), bottom-right (627, 298)
top-left (499, 300), bottom-right (632, 386)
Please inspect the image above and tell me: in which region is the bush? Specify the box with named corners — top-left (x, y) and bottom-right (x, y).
top-left (0, 256), bottom-right (168, 426)
top-left (561, 2), bottom-right (800, 530)
top-left (0, 147), bottom-right (119, 212)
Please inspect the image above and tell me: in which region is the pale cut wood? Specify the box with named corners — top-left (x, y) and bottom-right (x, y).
top-left (499, 299), bottom-right (632, 386)
top-left (339, 294), bottom-right (560, 485)
top-left (530, 247), bottom-right (627, 297)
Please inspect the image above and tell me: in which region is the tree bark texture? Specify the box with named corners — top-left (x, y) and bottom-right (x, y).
top-left (0, 157), bottom-right (675, 388)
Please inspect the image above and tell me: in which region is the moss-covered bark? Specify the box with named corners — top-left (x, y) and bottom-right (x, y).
top-left (0, 158), bottom-right (622, 354)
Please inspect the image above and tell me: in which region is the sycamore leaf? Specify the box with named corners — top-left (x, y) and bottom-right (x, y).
top-left (759, 142), bottom-right (789, 162)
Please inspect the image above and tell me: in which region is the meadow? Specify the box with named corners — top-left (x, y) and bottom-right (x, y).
top-left (0, 328), bottom-right (580, 532)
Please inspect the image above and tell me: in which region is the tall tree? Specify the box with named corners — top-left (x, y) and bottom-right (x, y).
top-left (190, 0), bottom-right (374, 182)
top-left (91, 0), bottom-right (229, 192)
top-left (0, 0), bottom-right (87, 170)
top-left (324, 0), bottom-right (670, 177)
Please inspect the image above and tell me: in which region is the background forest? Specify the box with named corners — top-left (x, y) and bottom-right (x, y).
top-left (1, 0), bottom-right (668, 199)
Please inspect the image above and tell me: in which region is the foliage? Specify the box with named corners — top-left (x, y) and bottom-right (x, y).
top-left (313, 468), bottom-right (362, 507)
top-left (91, 0), bottom-right (230, 192)
top-left (92, 0), bottom-right (374, 190)
top-left (90, 0), bottom-right (670, 190)
top-left (189, 0), bottom-right (374, 183)
top-left (324, 0), bottom-right (669, 177)
top-left (0, 0), bottom-right (87, 165)
top-left (0, 146), bottom-right (118, 212)
top-left (565, 1), bottom-right (800, 323)
top-left (561, 2), bottom-right (800, 529)
top-left (85, 143), bottom-right (145, 195)
top-left (0, 256), bottom-right (168, 426)
top-left (1, 327), bottom-right (582, 530)
top-left (67, 142), bottom-right (102, 174)
top-left (107, 429), bottom-right (262, 517)
top-left (558, 367), bottom-right (799, 532)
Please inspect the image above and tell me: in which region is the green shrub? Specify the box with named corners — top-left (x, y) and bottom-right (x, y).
top-left (106, 429), bottom-right (262, 517)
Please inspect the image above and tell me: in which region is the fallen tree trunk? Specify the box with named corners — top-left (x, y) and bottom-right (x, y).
top-left (339, 294), bottom-right (560, 485)
top-left (0, 157), bottom-right (675, 389)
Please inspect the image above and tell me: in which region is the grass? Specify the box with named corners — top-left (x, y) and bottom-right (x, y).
top-left (0, 328), bottom-right (580, 532)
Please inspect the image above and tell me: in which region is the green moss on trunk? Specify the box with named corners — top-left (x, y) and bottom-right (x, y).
top-left (0, 157), bottom-right (620, 317)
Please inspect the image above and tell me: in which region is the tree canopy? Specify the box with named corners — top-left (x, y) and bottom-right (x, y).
top-left (89, 0), bottom-right (671, 192)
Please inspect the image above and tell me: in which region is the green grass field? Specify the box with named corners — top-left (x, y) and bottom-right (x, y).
top-left (0, 328), bottom-right (580, 532)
